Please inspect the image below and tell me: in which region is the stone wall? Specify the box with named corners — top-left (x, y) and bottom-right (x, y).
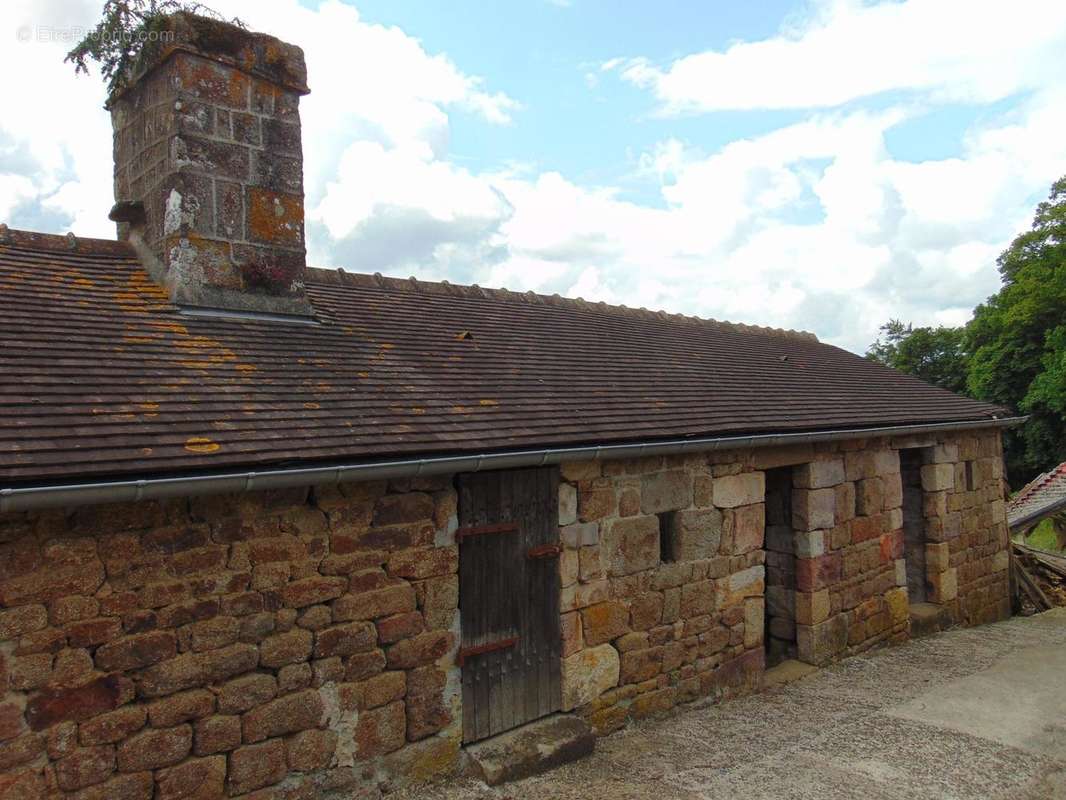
top-left (555, 428), bottom-right (1011, 729)
top-left (0, 479), bottom-right (462, 799)
top-left (556, 455), bottom-right (767, 736)
top-left (0, 428), bottom-right (1011, 796)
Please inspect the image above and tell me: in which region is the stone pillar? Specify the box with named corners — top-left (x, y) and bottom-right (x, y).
top-left (109, 12), bottom-right (312, 316)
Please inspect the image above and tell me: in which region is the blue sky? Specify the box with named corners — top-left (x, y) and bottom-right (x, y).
top-left (4, 0), bottom-right (1066, 352)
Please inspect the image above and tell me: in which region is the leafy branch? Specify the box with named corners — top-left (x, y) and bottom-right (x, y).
top-left (65, 0), bottom-right (244, 96)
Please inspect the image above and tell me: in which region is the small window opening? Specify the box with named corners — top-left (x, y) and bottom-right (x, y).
top-left (657, 512), bottom-right (676, 563)
top-left (965, 461), bottom-right (976, 491)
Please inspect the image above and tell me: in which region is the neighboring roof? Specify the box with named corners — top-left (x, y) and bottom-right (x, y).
top-left (0, 228), bottom-right (1013, 485)
top-left (1008, 463), bottom-right (1066, 531)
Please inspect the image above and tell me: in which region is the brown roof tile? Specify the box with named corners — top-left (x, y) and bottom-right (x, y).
top-left (0, 229), bottom-right (1011, 484)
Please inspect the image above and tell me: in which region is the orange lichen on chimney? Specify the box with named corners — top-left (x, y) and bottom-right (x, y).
top-left (247, 188), bottom-right (303, 246)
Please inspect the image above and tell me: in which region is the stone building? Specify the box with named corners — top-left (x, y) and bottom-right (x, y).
top-left (0, 13), bottom-right (1018, 799)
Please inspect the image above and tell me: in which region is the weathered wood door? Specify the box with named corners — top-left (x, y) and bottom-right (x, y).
top-left (457, 466), bottom-right (562, 743)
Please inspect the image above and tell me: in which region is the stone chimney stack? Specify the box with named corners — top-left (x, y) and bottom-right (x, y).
top-left (109, 12), bottom-right (312, 316)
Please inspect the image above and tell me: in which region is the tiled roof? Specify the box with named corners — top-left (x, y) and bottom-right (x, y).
top-left (0, 228), bottom-right (1012, 484)
top-left (1008, 463), bottom-right (1066, 531)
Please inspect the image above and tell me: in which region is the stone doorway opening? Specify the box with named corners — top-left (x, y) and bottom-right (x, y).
top-left (764, 466), bottom-right (797, 667)
top-left (900, 449), bottom-right (927, 602)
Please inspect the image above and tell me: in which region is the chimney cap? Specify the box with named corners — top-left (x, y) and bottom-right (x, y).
top-left (108, 11), bottom-right (309, 106)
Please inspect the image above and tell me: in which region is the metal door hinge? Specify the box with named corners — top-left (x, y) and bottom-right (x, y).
top-left (526, 543), bottom-right (562, 559)
top-left (457, 636), bottom-right (519, 666)
top-left (456, 522), bottom-right (518, 541)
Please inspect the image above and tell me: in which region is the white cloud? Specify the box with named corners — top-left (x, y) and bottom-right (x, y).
top-left (4, 0), bottom-right (1066, 358)
top-left (611, 0), bottom-right (1066, 113)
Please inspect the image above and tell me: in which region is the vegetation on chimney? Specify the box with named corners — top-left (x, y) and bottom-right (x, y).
top-left (65, 0), bottom-right (244, 97)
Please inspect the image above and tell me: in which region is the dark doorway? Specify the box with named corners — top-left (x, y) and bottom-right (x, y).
top-left (900, 449), bottom-right (927, 602)
top-left (764, 466), bottom-right (797, 666)
top-left (457, 466), bottom-right (562, 743)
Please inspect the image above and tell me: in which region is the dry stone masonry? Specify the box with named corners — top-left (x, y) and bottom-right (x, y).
top-left (0, 431), bottom-right (1011, 796)
top-left (0, 479), bottom-right (462, 798)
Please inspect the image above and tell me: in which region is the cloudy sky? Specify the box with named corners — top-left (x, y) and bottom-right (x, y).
top-left (5, 0), bottom-right (1066, 352)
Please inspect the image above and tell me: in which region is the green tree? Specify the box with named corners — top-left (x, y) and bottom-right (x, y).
top-left (967, 176), bottom-right (1066, 486)
top-left (866, 319), bottom-right (969, 395)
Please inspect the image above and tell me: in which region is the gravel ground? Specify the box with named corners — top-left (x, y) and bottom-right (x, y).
top-left (394, 608), bottom-right (1066, 800)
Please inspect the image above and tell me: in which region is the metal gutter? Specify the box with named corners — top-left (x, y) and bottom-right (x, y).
top-left (0, 417), bottom-right (1025, 513)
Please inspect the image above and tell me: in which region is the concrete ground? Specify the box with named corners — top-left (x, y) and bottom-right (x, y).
top-left (398, 609), bottom-right (1066, 800)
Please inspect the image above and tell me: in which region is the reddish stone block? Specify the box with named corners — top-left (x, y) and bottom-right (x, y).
top-left (94, 631), bottom-right (176, 672)
top-left (345, 523), bottom-right (435, 553)
top-left (346, 569), bottom-right (393, 594)
top-left (155, 755), bottom-right (225, 800)
top-left (313, 621), bottom-right (376, 658)
top-left (62, 618), bottom-right (119, 649)
top-left (355, 700), bottom-right (406, 757)
top-left (116, 724), bottom-right (191, 772)
top-left (8, 653), bottom-right (51, 691)
top-left (217, 673), bottom-right (277, 715)
top-left (795, 554), bottom-right (843, 592)
top-left (385, 631), bottom-right (454, 670)
top-left (193, 715), bottom-right (242, 756)
top-left (0, 605), bottom-right (48, 639)
top-left (281, 576), bottom-right (347, 609)
top-left (147, 689), bottom-right (215, 727)
top-left (386, 547), bottom-right (458, 580)
top-left (0, 767), bottom-right (44, 800)
top-left (286, 728), bottom-right (337, 772)
top-left (46, 720), bottom-right (77, 760)
top-left (16, 626), bottom-right (66, 655)
top-left (406, 666), bottom-right (446, 699)
top-left (50, 648), bottom-right (95, 688)
top-left (361, 671), bottom-right (407, 710)
top-left (581, 601), bottom-right (630, 646)
top-left (373, 493), bottom-right (434, 526)
top-left (343, 650), bottom-right (386, 682)
top-left (851, 514), bottom-right (883, 544)
top-left (0, 561), bottom-right (104, 606)
top-left (0, 703), bottom-right (24, 742)
top-left (54, 744), bottom-right (115, 791)
top-left (25, 675), bottom-right (133, 731)
top-left (63, 770), bottom-right (152, 800)
top-left (227, 739), bottom-right (287, 795)
top-left (0, 731), bottom-right (44, 771)
top-left (259, 628), bottom-right (313, 669)
top-left (619, 647), bottom-right (663, 684)
top-left (138, 644), bottom-right (259, 698)
top-left (242, 689), bottom-right (324, 743)
top-left (156, 599), bottom-right (219, 629)
top-left (219, 591), bottom-right (264, 617)
top-left (78, 705), bottom-right (146, 746)
top-left (376, 612), bottom-right (424, 644)
top-left (879, 531), bottom-right (904, 563)
top-left (630, 593), bottom-right (664, 632)
top-left (405, 693), bottom-right (451, 741)
top-left (332, 584), bottom-right (416, 622)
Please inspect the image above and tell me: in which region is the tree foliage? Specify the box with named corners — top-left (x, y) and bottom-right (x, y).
top-left (65, 0), bottom-right (242, 96)
top-left (967, 176), bottom-right (1066, 485)
top-left (869, 177), bottom-right (1066, 487)
top-left (866, 320), bottom-right (969, 395)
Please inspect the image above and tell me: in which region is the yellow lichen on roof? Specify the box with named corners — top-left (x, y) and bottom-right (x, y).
top-left (185, 436), bottom-right (221, 454)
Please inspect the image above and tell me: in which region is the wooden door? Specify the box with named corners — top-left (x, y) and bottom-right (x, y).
top-left (457, 466), bottom-right (562, 743)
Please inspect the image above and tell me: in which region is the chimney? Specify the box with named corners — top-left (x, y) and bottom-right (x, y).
top-left (108, 12), bottom-right (312, 317)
